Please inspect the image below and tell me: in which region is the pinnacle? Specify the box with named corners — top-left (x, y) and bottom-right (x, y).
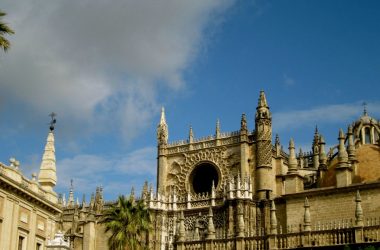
top-left (160, 107), bottom-right (166, 125)
top-left (258, 90), bottom-right (268, 108)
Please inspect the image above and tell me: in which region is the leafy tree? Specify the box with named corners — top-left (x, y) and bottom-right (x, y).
top-left (0, 10), bottom-right (14, 52)
top-left (101, 195), bottom-right (151, 250)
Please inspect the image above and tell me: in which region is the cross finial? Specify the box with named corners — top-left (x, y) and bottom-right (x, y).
top-left (362, 102), bottom-right (368, 116)
top-left (49, 112), bottom-right (57, 131)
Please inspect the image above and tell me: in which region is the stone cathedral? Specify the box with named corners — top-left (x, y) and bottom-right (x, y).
top-left (1, 91), bottom-right (380, 250)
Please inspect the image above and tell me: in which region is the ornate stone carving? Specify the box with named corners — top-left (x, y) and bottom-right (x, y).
top-left (167, 147), bottom-right (231, 196)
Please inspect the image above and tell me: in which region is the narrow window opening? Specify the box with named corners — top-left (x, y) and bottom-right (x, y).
top-left (18, 236), bottom-right (24, 250)
top-left (365, 127), bottom-right (371, 144)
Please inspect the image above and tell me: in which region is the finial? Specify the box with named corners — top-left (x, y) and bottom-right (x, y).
top-left (81, 194), bottom-right (86, 207)
top-left (319, 135), bottom-right (327, 169)
top-left (206, 207), bottom-right (216, 239)
top-left (49, 112), bottom-right (57, 131)
top-left (258, 90), bottom-right (268, 108)
top-left (362, 102), bottom-right (368, 116)
top-left (32, 173), bottom-right (37, 181)
top-left (304, 197), bottom-right (311, 232)
top-left (270, 200), bottom-right (277, 234)
top-left (313, 126), bottom-right (320, 146)
top-left (189, 125), bottom-right (194, 143)
top-left (338, 129), bottom-right (349, 166)
top-left (288, 138), bottom-right (298, 172)
top-left (241, 113), bottom-right (247, 131)
top-left (157, 107), bottom-right (169, 145)
top-left (275, 134), bottom-right (280, 146)
top-left (160, 107), bottom-right (166, 124)
top-left (216, 119), bottom-right (220, 137)
top-left (355, 190), bottom-right (363, 227)
top-left (299, 148), bottom-right (303, 156)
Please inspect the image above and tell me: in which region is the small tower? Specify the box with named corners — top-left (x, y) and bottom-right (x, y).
top-left (38, 113), bottom-right (58, 202)
top-left (335, 129), bottom-right (352, 187)
top-left (157, 107), bottom-right (169, 195)
top-left (255, 90), bottom-right (273, 200)
top-left (284, 139), bottom-right (304, 194)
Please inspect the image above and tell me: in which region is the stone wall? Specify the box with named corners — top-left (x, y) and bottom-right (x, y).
top-left (280, 183), bottom-right (380, 230)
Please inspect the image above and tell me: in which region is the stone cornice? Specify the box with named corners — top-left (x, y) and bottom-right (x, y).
top-left (0, 173), bottom-right (61, 214)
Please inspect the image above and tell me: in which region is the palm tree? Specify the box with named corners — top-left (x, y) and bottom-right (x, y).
top-left (101, 195), bottom-right (151, 250)
top-left (0, 10), bottom-right (14, 52)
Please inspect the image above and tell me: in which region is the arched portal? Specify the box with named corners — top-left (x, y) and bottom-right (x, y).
top-left (189, 162), bottom-right (219, 194)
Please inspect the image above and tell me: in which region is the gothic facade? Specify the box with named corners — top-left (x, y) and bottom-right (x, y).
top-left (1, 91), bottom-right (380, 250)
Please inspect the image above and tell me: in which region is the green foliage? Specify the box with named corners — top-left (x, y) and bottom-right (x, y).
top-left (0, 10), bottom-right (14, 52)
top-left (344, 245), bottom-right (351, 250)
top-left (101, 195), bottom-right (151, 250)
top-left (362, 246), bottom-right (376, 250)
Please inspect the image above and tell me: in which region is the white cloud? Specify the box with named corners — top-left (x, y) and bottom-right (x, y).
top-left (56, 146), bottom-right (156, 199)
top-left (0, 0), bottom-right (234, 142)
top-left (273, 102), bottom-right (380, 132)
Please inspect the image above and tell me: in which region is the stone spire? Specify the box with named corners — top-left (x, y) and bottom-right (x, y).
top-left (38, 124), bottom-right (57, 193)
top-left (312, 126), bottom-right (320, 150)
top-left (270, 200), bottom-right (277, 234)
top-left (81, 194), bottom-right (86, 209)
top-left (275, 134), bottom-right (281, 157)
top-left (298, 148), bottom-right (304, 168)
top-left (215, 119), bottom-right (221, 138)
top-left (303, 197), bottom-right (311, 232)
top-left (355, 190), bottom-right (363, 227)
top-left (257, 90), bottom-right (269, 109)
top-left (336, 129), bottom-right (352, 187)
top-left (178, 211), bottom-right (186, 242)
top-left (206, 207), bottom-right (216, 240)
top-left (318, 136), bottom-right (327, 170)
top-left (338, 129), bottom-right (349, 166)
top-left (312, 127), bottom-right (320, 169)
top-left (62, 193), bottom-right (66, 206)
top-left (130, 186), bottom-right (135, 202)
top-left (240, 113), bottom-right (247, 133)
top-left (189, 126), bottom-right (194, 143)
top-left (157, 107), bottom-right (168, 145)
top-left (347, 125), bottom-right (357, 162)
top-left (288, 138), bottom-right (298, 173)
top-left (68, 179), bottom-right (74, 207)
top-left (275, 134), bottom-right (280, 146)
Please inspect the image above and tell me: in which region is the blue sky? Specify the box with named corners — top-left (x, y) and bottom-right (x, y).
top-left (1, 0), bottom-right (379, 201)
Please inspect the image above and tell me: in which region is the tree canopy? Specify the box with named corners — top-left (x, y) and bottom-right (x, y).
top-left (101, 195), bottom-right (151, 250)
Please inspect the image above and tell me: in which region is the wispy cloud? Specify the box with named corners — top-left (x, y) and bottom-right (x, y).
top-left (56, 146), bottom-right (156, 199)
top-left (273, 101), bottom-right (380, 132)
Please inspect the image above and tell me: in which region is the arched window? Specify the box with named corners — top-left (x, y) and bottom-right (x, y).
top-left (374, 130), bottom-right (379, 144)
top-left (365, 127), bottom-right (371, 144)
